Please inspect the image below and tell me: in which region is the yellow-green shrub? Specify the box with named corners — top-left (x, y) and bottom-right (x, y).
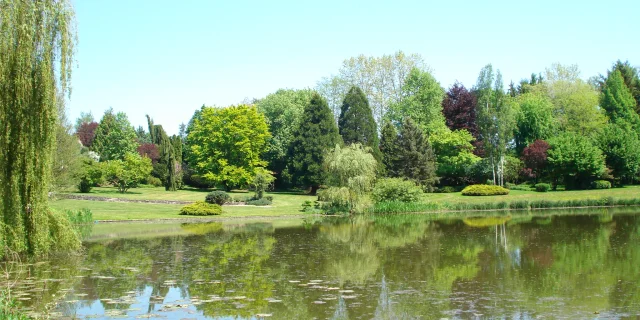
top-left (461, 184), bottom-right (509, 196)
top-left (179, 201), bottom-right (222, 216)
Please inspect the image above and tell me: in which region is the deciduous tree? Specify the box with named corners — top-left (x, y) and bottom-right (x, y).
top-left (0, 0), bottom-right (80, 255)
top-left (317, 51), bottom-right (425, 125)
top-left (388, 68), bottom-right (447, 136)
top-left (103, 153), bottom-right (153, 193)
top-left (187, 105), bottom-right (270, 191)
top-left (547, 133), bottom-right (606, 189)
top-left (92, 108), bottom-right (139, 161)
top-left (256, 89), bottom-right (314, 186)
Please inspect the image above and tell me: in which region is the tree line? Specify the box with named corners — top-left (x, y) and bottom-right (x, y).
top-left (63, 53), bottom-right (640, 199)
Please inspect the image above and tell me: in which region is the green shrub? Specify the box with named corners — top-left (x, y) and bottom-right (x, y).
top-left (205, 191), bottom-right (231, 205)
top-left (78, 177), bottom-right (93, 193)
top-left (535, 183), bottom-right (551, 192)
top-left (247, 198), bottom-right (272, 206)
top-left (461, 184), bottom-right (509, 196)
top-left (265, 195), bottom-right (274, 202)
top-left (437, 186), bottom-right (458, 193)
top-left (145, 176), bottom-right (163, 187)
top-left (179, 202), bottom-right (222, 216)
top-left (591, 180), bottom-right (611, 189)
top-left (507, 183), bottom-right (533, 191)
top-left (371, 178), bottom-right (423, 203)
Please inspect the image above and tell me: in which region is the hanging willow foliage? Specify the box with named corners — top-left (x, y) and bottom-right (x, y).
top-left (0, 0), bottom-right (80, 256)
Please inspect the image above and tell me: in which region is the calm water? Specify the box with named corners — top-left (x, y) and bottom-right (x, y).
top-left (4, 211), bottom-right (640, 319)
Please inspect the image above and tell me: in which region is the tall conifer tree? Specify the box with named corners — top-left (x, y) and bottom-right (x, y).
top-left (395, 118), bottom-right (438, 191)
top-left (338, 86), bottom-right (381, 162)
top-left (289, 93), bottom-right (341, 194)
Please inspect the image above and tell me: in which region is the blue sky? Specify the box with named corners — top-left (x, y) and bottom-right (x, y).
top-left (68, 0), bottom-right (639, 134)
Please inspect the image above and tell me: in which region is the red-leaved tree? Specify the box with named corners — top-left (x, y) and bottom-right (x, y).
top-left (521, 140), bottom-right (550, 182)
top-left (442, 82), bottom-right (483, 155)
top-left (137, 143), bottom-right (160, 164)
top-left (76, 121), bottom-right (99, 147)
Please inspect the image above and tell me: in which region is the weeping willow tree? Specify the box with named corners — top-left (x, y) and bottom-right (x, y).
top-left (318, 144), bottom-right (377, 213)
top-left (0, 0), bottom-right (80, 256)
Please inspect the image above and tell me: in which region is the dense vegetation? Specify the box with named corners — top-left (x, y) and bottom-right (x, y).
top-left (56, 53), bottom-right (640, 215)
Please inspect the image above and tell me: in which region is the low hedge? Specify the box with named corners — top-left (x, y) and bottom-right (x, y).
top-left (535, 183), bottom-right (551, 192)
top-left (461, 184), bottom-right (509, 196)
top-left (180, 201), bottom-right (222, 216)
top-left (247, 198), bottom-right (272, 206)
top-left (591, 180), bottom-right (611, 189)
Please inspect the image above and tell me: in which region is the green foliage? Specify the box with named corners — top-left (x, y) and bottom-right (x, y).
top-left (394, 118), bottom-right (439, 191)
top-left (371, 178), bottom-right (423, 203)
top-left (338, 86), bottom-right (381, 162)
top-left (103, 153), bottom-right (153, 193)
top-left (0, 0), bottom-right (79, 256)
top-left (205, 191), bottom-right (231, 205)
top-left (145, 176), bottom-right (163, 187)
top-left (77, 157), bottom-right (104, 193)
top-left (388, 68), bottom-right (447, 135)
top-left (187, 105), bottom-right (271, 191)
top-left (0, 293), bottom-right (29, 320)
top-left (52, 109), bottom-right (84, 191)
top-left (179, 201), bottom-right (222, 216)
top-left (547, 132), bottom-right (606, 189)
top-left (597, 122), bottom-right (640, 184)
top-left (92, 108), bottom-right (139, 161)
top-left (430, 129), bottom-right (480, 185)
top-left (535, 183), bottom-right (551, 192)
top-left (289, 93), bottom-right (342, 193)
top-left (544, 63), bottom-right (606, 136)
top-left (474, 64), bottom-right (519, 186)
top-left (601, 70), bottom-right (640, 130)
top-left (316, 51), bottom-right (425, 125)
top-left (319, 144), bottom-right (377, 213)
top-left (591, 180), bottom-right (612, 189)
top-left (246, 198), bottom-right (273, 206)
top-left (368, 201), bottom-right (440, 214)
top-left (513, 91), bottom-right (557, 153)
top-left (461, 184), bottom-right (510, 196)
top-left (251, 170), bottom-right (275, 199)
top-left (257, 89), bottom-right (314, 187)
top-left (379, 121), bottom-right (398, 176)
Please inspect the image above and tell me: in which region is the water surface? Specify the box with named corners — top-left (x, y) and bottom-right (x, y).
top-left (5, 210), bottom-right (640, 319)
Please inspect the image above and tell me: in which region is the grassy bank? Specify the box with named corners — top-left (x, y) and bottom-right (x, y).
top-left (50, 186), bottom-right (640, 221)
top-left (51, 187), bottom-right (314, 221)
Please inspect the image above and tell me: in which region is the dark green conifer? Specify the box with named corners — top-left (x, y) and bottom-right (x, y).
top-left (395, 118), bottom-right (438, 191)
top-left (289, 93), bottom-right (342, 194)
top-left (379, 121), bottom-right (399, 176)
top-left (338, 86), bottom-right (382, 162)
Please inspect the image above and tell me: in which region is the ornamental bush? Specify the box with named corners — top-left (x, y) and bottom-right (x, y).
top-left (179, 202), bottom-right (222, 216)
top-left (591, 180), bottom-right (612, 189)
top-left (205, 191), bottom-right (231, 205)
top-left (371, 178), bottom-right (424, 203)
top-left (246, 198), bottom-right (272, 206)
top-left (461, 184), bottom-right (509, 196)
top-left (535, 183), bottom-right (551, 192)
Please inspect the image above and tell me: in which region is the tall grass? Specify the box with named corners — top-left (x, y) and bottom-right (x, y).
top-left (370, 197), bottom-right (640, 214)
top-left (64, 208), bottom-right (94, 239)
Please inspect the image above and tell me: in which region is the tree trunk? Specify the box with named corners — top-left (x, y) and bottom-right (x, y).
top-left (310, 185), bottom-right (319, 196)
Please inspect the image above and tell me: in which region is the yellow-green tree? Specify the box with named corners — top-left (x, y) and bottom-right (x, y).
top-left (187, 105), bottom-right (270, 191)
top-left (0, 0), bottom-right (80, 256)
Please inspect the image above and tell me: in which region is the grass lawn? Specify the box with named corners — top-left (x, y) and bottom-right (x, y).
top-left (52, 187), bottom-right (315, 221)
top-left (51, 185), bottom-right (640, 221)
top-left (422, 186), bottom-right (640, 205)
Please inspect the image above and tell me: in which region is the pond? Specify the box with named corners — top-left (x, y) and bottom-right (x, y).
top-left (4, 210), bottom-right (640, 319)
